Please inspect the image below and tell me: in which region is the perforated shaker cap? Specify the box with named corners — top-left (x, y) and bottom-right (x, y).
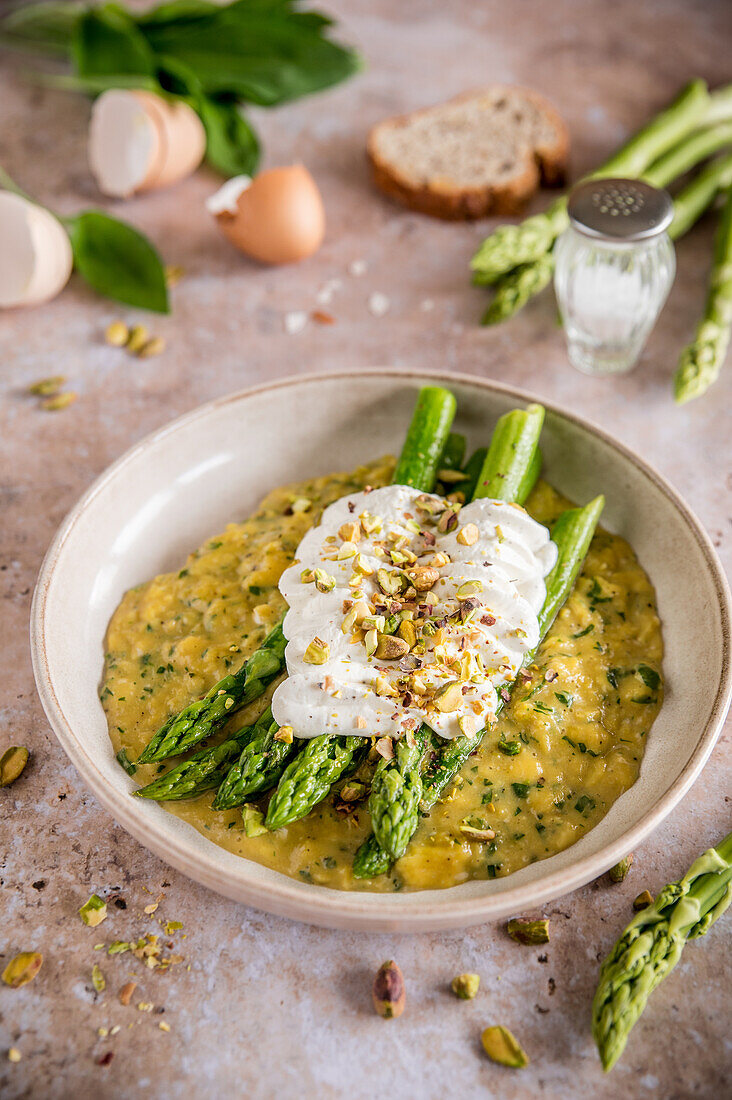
top-left (567, 178), bottom-right (674, 242)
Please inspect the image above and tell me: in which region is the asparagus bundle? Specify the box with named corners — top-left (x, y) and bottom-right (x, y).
top-left (133, 723), bottom-right (257, 801)
top-left (674, 185), bottom-right (732, 403)
top-left (263, 386), bottom-right (458, 831)
top-left (483, 131), bottom-right (732, 326)
top-left (358, 403), bottom-right (546, 868)
top-left (592, 830), bottom-right (732, 1071)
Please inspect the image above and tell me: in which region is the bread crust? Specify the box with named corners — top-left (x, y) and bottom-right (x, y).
top-left (367, 87), bottom-right (569, 221)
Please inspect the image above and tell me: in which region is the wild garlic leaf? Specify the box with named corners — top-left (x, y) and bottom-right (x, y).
top-left (197, 97), bottom-right (260, 177)
top-left (71, 6), bottom-right (155, 78)
top-left (65, 211), bottom-right (169, 313)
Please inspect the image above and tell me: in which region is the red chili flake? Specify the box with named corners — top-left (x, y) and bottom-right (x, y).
top-left (481, 614), bottom-right (497, 626)
top-left (311, 310), bottom-right (336, 325)
top-left (97, 1052), bottom-right (114, 1067)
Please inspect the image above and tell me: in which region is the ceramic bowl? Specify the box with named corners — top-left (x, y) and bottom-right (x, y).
top-left (30, 370), bottom-right (732, 931)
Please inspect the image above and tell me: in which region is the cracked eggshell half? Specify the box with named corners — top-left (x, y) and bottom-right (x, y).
top-left (207, 166), bottom-right (326, 264)
top-left (0, 191), bottom-right (73, 308)
top-left (89, 89), bottom-right (206, 198)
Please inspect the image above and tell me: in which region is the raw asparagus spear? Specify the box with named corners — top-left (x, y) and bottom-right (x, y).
top-left (353, 404), bottom-right (546, 877)
top-left (265, 734), bottom-right (368, 830)
top-left (674, 184), bottom-right (732, 402)
top-left (133, 724), bottom-right (256, 801)
top-left (438, 432), bottom-right (467, 472)
top-left (485, 148), bottom-right (732, 325)
top-left (263, 386), bottom-right (456, 829)
top-left (460, 446), bottom-right (488, 500)
top-left (471, 80), bottom-right (712, 284)
top-left (592, 830), bottom-right (732, 1071)
top-left (212, 710), bottom-right (296, 807)
top-left (136, 619), bottom-right (286, 764)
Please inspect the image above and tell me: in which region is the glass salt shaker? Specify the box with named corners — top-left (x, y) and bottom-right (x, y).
top-left (554, 178), bottom-right (676, 376)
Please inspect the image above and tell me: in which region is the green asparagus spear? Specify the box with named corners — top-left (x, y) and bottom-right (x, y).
top-left (133, 724), bottom-right (257, 801)
top-left (592, 830), bottom-right (732, 1071)
top-left (674, 185), bottom-right (732, 402)
top-left (420, 495), bottom-right (605, 810)
top-left (473, 403), bottom-right (544, 502)
top-left (369, 728), bottom-right (428, 860)
top-left (393, 385), bottom-right (457, 488)
top-left (264, 386), bottom-right (457, 829)
top-left (438, 432), bottom-right (467, 472)
top-left (212, 710), bottom-right (296, 807)
top-left (460, 446), bottom-right (488, 501)
top-left (265, 734), bottom-right (368, 830)
top-left (353, 405), bottom-right (547, 877)
top-left (471, 80), bottom-right (712, 284)
top-left (136, 619), bottom-right (286, 764)
top-left (485, 147), bottom-right (732, 326)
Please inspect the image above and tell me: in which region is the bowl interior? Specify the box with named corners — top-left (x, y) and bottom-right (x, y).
top-left (32, 371), bottom-right (731, 931)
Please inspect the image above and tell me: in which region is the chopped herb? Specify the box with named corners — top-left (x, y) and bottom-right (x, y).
top-left (511, 782), bottom-right (531, 798)
top-left (116, 748), bottom-right (136, 775)
top-left (249, 585), bottom-right (263, 596)
top-left (572, 624), bottom-right (594, 638)
top-left (637, 665), bottom-right (661, 690)
top-left (533, 702), bottom-right (554, 716)
top-left (587, 578), bottom-right (612, 604)
top-left (498, 738), bottom-right (522, 756)
top-left (554, 692), bottom-right (573, 707)
top-left (481, 792), bottom-right (494, 805)
top-left (574, 795), bottom-right (596, 814)
top-left (322, 856), bottom-right (337, 869)
top-left (178, 569), bottom-right (189, 578)
top-left (606, 668), bottom-right (619, 688)
top-left (535, 823), bottom-right (546, 833)
top-left (486, 864), bottom-right (501, 879)
top-left (298, 869), bottom-right (313, 883)
top-left (631, 695), bottom-right (655, 705)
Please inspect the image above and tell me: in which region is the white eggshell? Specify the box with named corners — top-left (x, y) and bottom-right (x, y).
top-left (0, 191), bottom-right (73, 308)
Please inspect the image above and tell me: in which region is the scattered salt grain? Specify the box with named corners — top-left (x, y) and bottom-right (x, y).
top-left (348, 259), bottom-right (367, 277)
top-left (420, 298), bottom-right (435, 312)
top-left (284, 311), bottom-right (308, 335)
top-left (316, 278), bottom-right (342, 305)
top-left (368, 292), bottom-right (390, 317)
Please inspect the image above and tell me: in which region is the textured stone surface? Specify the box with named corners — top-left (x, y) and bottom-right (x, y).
top-left (1, 1), bottom-right (731, 1097)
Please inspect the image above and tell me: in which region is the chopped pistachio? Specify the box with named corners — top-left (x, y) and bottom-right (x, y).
top-left (415, 493), bottom-right (444, 516)
top-left (458, 714), bottom-right (477, 739)
top-left (406, 565), bottom-right (439, 591)
top-left (158, 1021), bottom-right (171, 1032)
top-left (481, 1025), bottom-right (529, 1068)
top-left (126, 324), bottom-right (149, 353)
top-left (274, 725), bottom-right (294, 744)
top-left (300, 568), bottom-right (315, 583)
top-left (41, 392), bottom-right (77, 411)
top-left (338, 522), bottom-right (361, 543)
top-left (374, 674), bottom-right (398, 697)
top-left (352, 553), bottom-right (373, 576)
top-left (608, 854), bottom-right (634, 883)
top-left (164, 921), bottom-right (183, 934)
top-left (242, 804), bottom-right (268, 837)
top-left (438, 468), bottom-right (468, 484)
top-left (437, 509), bottom-right (458, 533)
top-left (79, 894), bottom-right (108, 927)
top-left (137, 336), bottom-right (166, 358)
top-left (364, 629), bottom-right (378, 658)
top-left (451, 973), bottom-right (480, 999)
top-left (105, 320), bottom-right (129, 347)
top-left (633, 890), bottom-right (654, 911)
top-left (340, 781), bottom-right (366, 802)
top-left (7, 1048), bottom-right (21, 1063)
top-left (456, 580), bottom-right (483, 599)
top-left (314, 568), bottom-right (335, 593)
top-left (0, 746), bottom-right (29, 787)
top-left (337, 541), bottom-right (358, 559)
top-left (459, 817), bottom-right (495, 842)
top-left (434, 680), bottom-right (463, 713)
top-left (164, 263), bottom-right (185, 287)
top-left (374, 633), bottom-right (410, 660)
top-left (2, 952), bottom-right (43, 988)
top-left (456, 522), bottom-right (480, 547)
top-left (397, 619), bottom-right (417, 649)
top-left (372, 960), bottom-right (405, 1018)
top-left (29, 375), bottom-right (66, 396)
top-left (506, 918), bottom-right (550, 945)
top-left (303, 637), bottom-right (330, 665)
top-left (290, 497), bottom-right (312, 514)
top-left (360, 512), bottom-right (382, 534)
top-left (376, 568), bottom-right (403, 596)
top-left (91, 964), bottom-right (106, 992)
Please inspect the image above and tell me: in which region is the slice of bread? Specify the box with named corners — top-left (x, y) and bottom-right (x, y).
top-left (367, 87), bottom-right (569, 220)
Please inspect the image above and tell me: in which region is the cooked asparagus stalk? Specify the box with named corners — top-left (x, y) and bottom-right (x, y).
top-left (262, 386), bottom-right (457, 831)
top-left (471, 80), bottom-right (713, 285)
top-left (136, 619), bottom-right (286, 763)
top-left (674, 184), bottom-right (732, 403)
top-left (485, 138), bottom-right (732, 326)
top-left (592, 830), bottom-right (732, 1071)
top-left (353, 404), bottom-right (546, 878)
top-left (265, 734), bottom-right (368, 830)
top-left (212, 709), bottom-right (296, 808)
top-left (133, 723), bottom-right (257, 801)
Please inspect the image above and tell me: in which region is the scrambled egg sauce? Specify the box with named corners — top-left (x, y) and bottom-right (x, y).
top-left (102, 458), bottom-right (663, 893)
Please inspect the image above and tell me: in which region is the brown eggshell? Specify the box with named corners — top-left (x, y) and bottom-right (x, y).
top-left (212, 166), bottom-right (326, 265)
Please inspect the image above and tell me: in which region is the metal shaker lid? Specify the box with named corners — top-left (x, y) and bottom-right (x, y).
top-left (567, 178), bottom-right (674, 242)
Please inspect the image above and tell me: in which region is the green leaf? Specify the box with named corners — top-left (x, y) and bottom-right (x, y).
top-left (197, 96), bottom-right (260, 176)
top-left (511, 782), bottom-right (530, 799)
top-left (637, 664), bottom-right (661, 691)
top-left (71, 5), bottom-right (155, 78)
top-left (65, 212), bottom-right (169, 313)
top-left (0, 1), bottom-right (85, 56)
top-left (136, 0), bottom-right (220, 28)
top-left (143, 0), bottom-right (361, 105)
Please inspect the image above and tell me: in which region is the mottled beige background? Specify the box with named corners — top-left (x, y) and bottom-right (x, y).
top-left (1, 1), bottom-right (731, 1097)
